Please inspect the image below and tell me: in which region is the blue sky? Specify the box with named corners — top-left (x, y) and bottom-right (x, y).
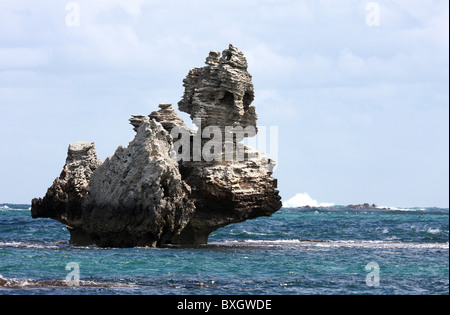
top-left (0, 0), bottom-right (448, 207)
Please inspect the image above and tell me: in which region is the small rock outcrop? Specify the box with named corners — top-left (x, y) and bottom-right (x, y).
top-left (31, 45), bottom-right (282, 247)
top-left (149, 103), bottom-right (189, 133)
top-left (31, 142), bottom-right (102, 225)
top-left (346, 203), bottom-right (391, 210)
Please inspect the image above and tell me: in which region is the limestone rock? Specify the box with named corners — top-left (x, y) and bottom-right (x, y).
top-left (31, 142), bottom-right (102, 224)
top-left (178, 44), bottom-right (257, 132)
top-left (149, 103), bottom-right (189, 133)
top-left (149, 103), bottom-right (281, 245)
top-left (76, 119), bottom-right (195, 247)
top-left (129, 115), bottom-right (147, 132)
top-left (31, 44), bottom-right (282, 248)
top-left (151, 45), bottom-right (282, 244)
top-left (175, 149), bottom-right (281, 245)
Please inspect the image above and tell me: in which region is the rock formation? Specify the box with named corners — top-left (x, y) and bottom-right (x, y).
top-left (346, 203), bottom-right (391, 210)
top-left (78, 119), bottom-right (195, 247)
top-left (149, 103), bottom-right (189, 133)
top-left (31, 45), bottom-right (282, 247)
top-left (179, 44), bottom-right (257, 132)
top-left (31, 142), bottom-right (102, 225)
top-left (168, 45), bottom-right (280, 244)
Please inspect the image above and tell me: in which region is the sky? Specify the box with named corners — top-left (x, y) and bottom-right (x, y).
top-left (0, 0), bottom-right (448, 207)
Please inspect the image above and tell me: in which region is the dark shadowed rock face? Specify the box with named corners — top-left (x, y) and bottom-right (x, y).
top-left (77, 119), bottom-right (195, 247)
top-left (153, 45), bottom-right (282, 245)
top-left (173, 153), bottom-right (281, 245)
top-left (31, 45), bottom-right (282, 247)
top-left (31, 142), bottom-right (102, 225)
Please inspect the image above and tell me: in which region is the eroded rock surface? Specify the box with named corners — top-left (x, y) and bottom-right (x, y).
top-left (178, 44), bottom-right (257, 132)
top-left (150, 103), bottom-right (189, 133)
top-left (32, 45), bottom-right (282, 247)
top-left (79, 119), bottom-right (195, 247)
top-left (31, 142), bottom-right (102, 225)
top-left (153, 45), bottom-right (282, 244)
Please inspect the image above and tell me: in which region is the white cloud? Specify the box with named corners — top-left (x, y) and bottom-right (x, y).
top-left (338, 48), bottom-right (366, 75)
top-left (0, 48), bottom-right (51, 69)
top-left (246, 44), bottom-right (299, 78)
top-left (0, 0), bottom-right (448, 206)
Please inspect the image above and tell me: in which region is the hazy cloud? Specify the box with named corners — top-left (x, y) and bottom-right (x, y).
top-left (0, 0), bottom-right (448, 207)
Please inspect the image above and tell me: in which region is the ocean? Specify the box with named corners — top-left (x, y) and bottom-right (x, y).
top-left (0, 204), bottom-right (448, 295)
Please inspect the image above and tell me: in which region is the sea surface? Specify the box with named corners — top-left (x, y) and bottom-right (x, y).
top-left (0, 204), bottom-right (448, 295)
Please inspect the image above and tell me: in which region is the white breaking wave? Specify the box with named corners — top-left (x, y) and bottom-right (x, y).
top-left (377, 206), bottom-right (426, 211)
top-left (427, 228), bottom-right (441, 235)
top-left (0, 241), bottom-right (60, 249)
top-left (0, 274), bottom-right (131, 289)
top-left (210, 239), bottom-right (449, 250)
top-left (283, 193), bottom-right (334, 208)
top-left (0, 205), bottom-right (30, 211)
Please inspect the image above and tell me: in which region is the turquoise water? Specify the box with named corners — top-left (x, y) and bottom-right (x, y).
top-left (0, 204), bottom-right (448, 295)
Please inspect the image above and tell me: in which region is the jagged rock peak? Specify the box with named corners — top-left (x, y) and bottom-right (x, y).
top-left (79, 119), bottom-right (195, 247)
top-left (31, 141), bottom-right (102, 223)
top-left (219, 44), bottom-right (248, 69)
top-left (129, 115), bottom-right (147, 132)
top-left (63, 142), bottom-right (102, 187)
top-left (205, 51), bottom-right (221, 65)
top-left (204, 44), bottom-right (248, 69)
top-left (65, 142), bottom-right (102, 171)
top-left (178, 44), bottom-right (257, 131)
top-left (149, 103), bottom-right (189, 134)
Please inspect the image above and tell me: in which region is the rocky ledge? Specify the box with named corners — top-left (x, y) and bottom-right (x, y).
top-left (32, 45), bottom-right (282, 247)
top-left (346, 203), bottom-right (391, 210)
